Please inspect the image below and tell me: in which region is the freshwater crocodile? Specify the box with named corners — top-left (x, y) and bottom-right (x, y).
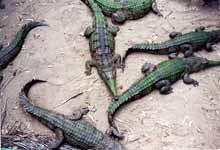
top-left (0, 21), bottom-right (47, 82)
top-left (92, 0), bottom-right (162, 24)
top-left (82, 0), bottom-right (122, 96)
top-left (108, 56), bottom-right (220, 130)
top-left (19, 79), bottom-right (124, 150)
top-left (123, 27), bottom-right (220, 65)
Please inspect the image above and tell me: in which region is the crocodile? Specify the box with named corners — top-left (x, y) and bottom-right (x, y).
top-left (82, 0), bottom-right (122, 96)
top-left (107, 56), bottom-right (220, 130)
top-left (122, 27), bottom-right (220, 65)
top-left (0, 21), bottom-right (47, 83)
top-left (91, 0), bottom-right (162, 24)
top-left (19, 79), bottom-right (124, 150)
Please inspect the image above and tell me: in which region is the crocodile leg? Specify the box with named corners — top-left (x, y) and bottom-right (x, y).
top-left (155, 80), bottom-right (172, 94)
top-left (84, 26), bottom-right (95, 38)
top-left (112, 54), bottom-right (122, 69)
top-left (151, 1), bottom-right (163, 16)
top-left (168, 47), bottom-right (179, 59)
top-left (85, 60), bottom-right (98, 75)
top-left (141, 63), bottom-right (156, 75)
top-left (49, 128), bottom-right (64, 150)
top-left (195, 26), bottom-right (205, 32)
top-left (180, 44), bottom-right (194, 57)
top-left (68, 107), bottom-right (89, 120)
top-left (169, 32), bottom-right (182, 39)
top-left (106, 127), bottom-right (124, 140)
top-left (206, 43), bottom-right (214, 52)
top-left (182, 73), bottom-right (199, 87)
top-left (107, 25), bottom-right (119, 37)
top-left (112, 11), bottom-right (126, 24)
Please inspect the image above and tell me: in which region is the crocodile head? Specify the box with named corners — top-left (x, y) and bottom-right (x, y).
top-left (98, 136), bottom-right (125, 150)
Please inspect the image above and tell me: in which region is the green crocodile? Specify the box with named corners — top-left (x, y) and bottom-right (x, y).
top-left (82, 0), bottom-right (122, 96)
top-left (0, 21), bottom-right (47, 82)
top-left (92, 0), bottom-right (162, 24)
top-left (123, 27), bottom-right (220, 65)
top-left (19, 79), bottom-right (124, 150)
top-left (108, 56), bottom-right (220, 130)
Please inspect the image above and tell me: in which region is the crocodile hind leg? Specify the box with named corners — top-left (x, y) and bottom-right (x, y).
top-left (206, 43), bottom-right (214, 52)
top-left (107, 25), bottom-right (120, 36)
top-left (195, 26), bottom-right (205, 32)
top-left (155, 80), bottom-right (172, 94)
top-left (169, 32), bottom-right (182, 39)
top-left (68, 107), bottom-right (89, 120)
top-left (85, 60), bottom-right (98, 75)
top-left (141, 63), bottom-right (156, 75)
top-left (112, 54), bottom-right (122, 69)
top-left (49, 128), bottom-right (64, 150)
top-left (84, 26), bottom-right (94, 38)
top-left (180, 44), bottom-right (194, 57)
top-left (152, 1), bottom-right (163, 16)
top-left (183, 73), bottom-right (199, 87)
top-left (112, 11), bottom-right (126, 24)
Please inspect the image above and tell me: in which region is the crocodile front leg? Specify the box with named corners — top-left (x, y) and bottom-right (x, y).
top-left (155, 80), bottom-right (173, 94)
top-left (151, 1), bottom-right (163, 16)
top-left (141, 62), bottom-right (156, 75)
top-left (49, 128), bottom-right (64, 150)
top-left (180, 44), bottom-right (194, 57)
top-left (168, 47), bottom-right (179, 59)
top-left (182, 73), bottom-right (199, 87)
top-left (85, 60), bottom-right (98, 75)
top-left (68, 107), bottom-right (89, 120)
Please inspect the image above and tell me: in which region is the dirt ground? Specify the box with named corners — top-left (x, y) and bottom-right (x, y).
top-left (1, 0), bottom-right (220, 149)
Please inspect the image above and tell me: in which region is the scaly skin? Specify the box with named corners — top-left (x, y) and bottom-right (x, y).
top-left (19, 79), bottom-right (124, 150)
top-left (108, 56), bottom-right (220, 128)
top-left (0, 21), bottom-right (47, 83)
top-left (92, 0), bottom-right (162, 24)
top-left (123, 28), bottom-right (220, 65)
top-left (82, 0), bottom-right (122, 96)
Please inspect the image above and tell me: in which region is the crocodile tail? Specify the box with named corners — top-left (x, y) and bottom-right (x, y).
top-left (207, 60), bottom-right (220, 67)
top-left (122, 43), bottom-right (159, 66)
top-left (0, 21), bottom-right (48, 70)
top-left (19, 79), bottom-right (46, 112)
top-left (14, 21), bottom-right (48, 48)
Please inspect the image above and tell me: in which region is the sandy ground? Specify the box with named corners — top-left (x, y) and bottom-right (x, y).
top-left (1, 0), bottom-right (220, 149)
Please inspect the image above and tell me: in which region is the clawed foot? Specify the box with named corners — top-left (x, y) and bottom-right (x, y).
top-left (106, 126), bottom-right (124, 140)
